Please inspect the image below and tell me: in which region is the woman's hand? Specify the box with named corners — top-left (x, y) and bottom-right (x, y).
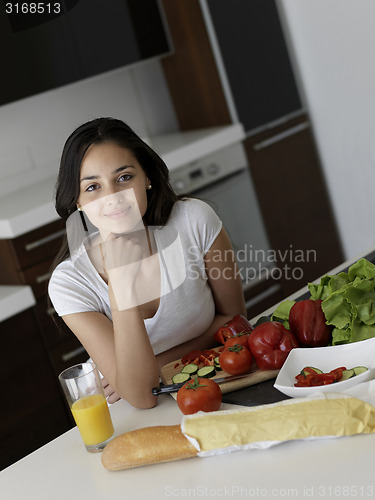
top-left (101, 232), bottom-right (145, 310)
top-left (101, 376), bottom-right (121, 404)
top-left (101, 232), bottom-right (144, 276)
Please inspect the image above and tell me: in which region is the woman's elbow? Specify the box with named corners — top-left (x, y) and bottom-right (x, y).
top-left (129, 394), bottom-right (158, 409)
top-left (117, 383), bottom-right (158, 409)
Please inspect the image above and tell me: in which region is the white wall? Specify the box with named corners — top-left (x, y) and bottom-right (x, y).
top-left (0, 59), bottom-right (178, 197)
top-left (278, 0), bottom-right (375, 260)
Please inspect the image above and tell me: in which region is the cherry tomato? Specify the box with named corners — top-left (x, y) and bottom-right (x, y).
top-left (177, 378), bottom-right (222, 415)
top-left (224, 333), bottom-right (250, 349)
top-left (219, 344), bottom-right (253, 375)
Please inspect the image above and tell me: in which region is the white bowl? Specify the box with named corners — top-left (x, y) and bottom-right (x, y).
top-left (274, 337), bottom-right (375, 398)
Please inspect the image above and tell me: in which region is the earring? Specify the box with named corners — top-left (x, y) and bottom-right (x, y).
top-left (77, 206), bottom-right (82, 211)
top-left (147, 184), bottom-right (152, 190)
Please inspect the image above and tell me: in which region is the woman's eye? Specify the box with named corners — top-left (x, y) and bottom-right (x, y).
top-left (118, 174), bottom-right (133, 182)
top-left (86, 184), bottom-right (99, 192)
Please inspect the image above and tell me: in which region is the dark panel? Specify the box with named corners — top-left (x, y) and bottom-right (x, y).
top-left (207, 0), bottom-right (302, 131)
top-left (0, 0), bottom-right (171, 105)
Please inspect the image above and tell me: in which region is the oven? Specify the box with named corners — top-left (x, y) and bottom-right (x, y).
top-left (169, 142), bottom-right (283, 318)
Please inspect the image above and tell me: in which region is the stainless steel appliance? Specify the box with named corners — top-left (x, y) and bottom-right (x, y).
top-left (169, 142), bottom-right (283, 317)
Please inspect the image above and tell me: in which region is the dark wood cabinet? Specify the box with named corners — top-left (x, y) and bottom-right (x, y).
top-left (0, 219), bottom-right (88, 376)
top-left (0, 308), bottom-right (73, 471)
top-left (244, 114), bottom-right (344, 295)
top-left (161, 0), bottom-right (231, 129)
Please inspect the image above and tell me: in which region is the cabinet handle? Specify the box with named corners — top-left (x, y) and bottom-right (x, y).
top-left (253, 121), bottom-right (310, 151)
top-left (46, 306), bottom-right (56, 316)
top-left (61, 345), bottom-right (87, 363)
top-left (36, 272), bottom-right (52, 284)
top-left (25, 228), bottom-right (66, 251)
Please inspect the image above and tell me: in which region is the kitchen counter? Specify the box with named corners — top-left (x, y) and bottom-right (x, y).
top-left (1, 395), bottom-right (374, 500)
top-left (0, 124), bottom-right (244, 238)
top-left (0, 285), bottom-right (35, 323)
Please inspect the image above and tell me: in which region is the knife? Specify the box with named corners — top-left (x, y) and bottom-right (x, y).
top-left (152, 372), bottom-right (255, 396)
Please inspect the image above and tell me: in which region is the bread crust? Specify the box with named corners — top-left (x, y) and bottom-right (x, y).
top-left (101, 425), bottom-right (197, 471)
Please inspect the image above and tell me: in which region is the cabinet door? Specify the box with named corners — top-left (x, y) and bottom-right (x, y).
top-left (205, 0), bottom-right (302, 132)
top-left (161, 0), bottom-right (231, 129)
top-left (1, 308), bottom-right (72, 470)
top-left (244, 115), bottom-right (344, 296)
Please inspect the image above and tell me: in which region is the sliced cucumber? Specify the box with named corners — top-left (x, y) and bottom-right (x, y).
top-left (171, 372), bottom-right (191, 384)
top-left (180, 363), bottom-right (199, 376)
top-left (340, 369), bottom-right (355, 381)
top-left (301, 366), bottom-right (323, 377)
top-left (353, 366), bottom-right (368, 376)
top-left (197, 366), bottom-right (216, 378)
top-left (214, 356), bottom-right (222, 371)
top-left (307, 366), bottom-right (323, 374)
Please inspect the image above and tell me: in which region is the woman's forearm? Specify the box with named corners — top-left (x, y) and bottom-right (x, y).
top-left (109, 283), bottom-right (159, 408)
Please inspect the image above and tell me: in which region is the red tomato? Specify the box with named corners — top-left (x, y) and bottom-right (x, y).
top-left (224, 333), bottom-right (250, 349)
top-left (219, 344), bottom-right (253, 375)
top-left (248, 321), bottom-right (299, 370)
top-left (177, 378), bottom-right (222, 415)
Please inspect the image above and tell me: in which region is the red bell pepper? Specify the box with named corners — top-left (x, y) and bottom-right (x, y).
top-left (248, 321), bottom-right (299, 370)
top-left (289, 299), bottom-right (332, 347)
top-left (213, 314), bottom-right (253, 344)
top-left (295, 366), bottom-right (345, 387)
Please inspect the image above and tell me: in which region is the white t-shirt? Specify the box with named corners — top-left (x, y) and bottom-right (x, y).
top-left (48, 198), bottom-right (222, 355)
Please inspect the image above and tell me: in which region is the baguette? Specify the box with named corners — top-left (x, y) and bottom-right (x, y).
top-left (101, 425), bottom-right (197, 471)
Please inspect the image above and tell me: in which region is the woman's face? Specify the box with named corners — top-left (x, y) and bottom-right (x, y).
top-left (77, 141), bottom-right (150, 239)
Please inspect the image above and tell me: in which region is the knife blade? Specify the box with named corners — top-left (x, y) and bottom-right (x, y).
top-left (152, 372), bottom-right (255, 396)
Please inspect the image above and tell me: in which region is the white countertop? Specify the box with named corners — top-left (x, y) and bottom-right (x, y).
top-left (145, 123), bottom-right (245, 169)
top-left (1, 395), bottom-right (374, 500)
top-left (0, 124), bottom-right (245, 239)
top-left (0, 285), bottom-right (35, 323)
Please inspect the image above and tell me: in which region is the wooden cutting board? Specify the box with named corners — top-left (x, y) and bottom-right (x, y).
top-left (160, 346), bottom-right (279, 398)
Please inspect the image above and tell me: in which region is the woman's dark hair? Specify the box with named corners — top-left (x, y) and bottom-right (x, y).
top-left (53, 117), bottom-right (183, 268)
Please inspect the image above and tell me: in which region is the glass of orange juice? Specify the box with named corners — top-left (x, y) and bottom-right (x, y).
top-left (59, 362), bottom-right (114, 453)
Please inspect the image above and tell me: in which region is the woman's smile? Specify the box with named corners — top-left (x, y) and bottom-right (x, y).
top-left (104, 206), bottom-right (131, 219)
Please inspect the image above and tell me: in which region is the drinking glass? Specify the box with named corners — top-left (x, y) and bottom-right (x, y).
top-left (59, 362), bottom-right (114, 452)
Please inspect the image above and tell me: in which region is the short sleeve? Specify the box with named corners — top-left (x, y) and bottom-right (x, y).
top-left (182, 198), bottom-right (223, 255)
top-left (48, 263), bottom-right (101, 317)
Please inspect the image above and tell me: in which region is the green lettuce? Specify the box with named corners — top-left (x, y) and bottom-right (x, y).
top-left (271, 299), bottom-right (295, 329)
top-left (308, 258), bottom-right (375, 345)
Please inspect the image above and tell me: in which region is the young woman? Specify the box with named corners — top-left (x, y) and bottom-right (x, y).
top-left (49, 117), bottom-right (246, 409)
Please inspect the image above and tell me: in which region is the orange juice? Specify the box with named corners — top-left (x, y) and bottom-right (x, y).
top-left (71, 394), bottom-right (114, 446)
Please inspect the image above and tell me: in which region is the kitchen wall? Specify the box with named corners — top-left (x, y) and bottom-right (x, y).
top-left (278, 0), bottom-right (375, 260)
top-left (0, 59), bottom-right (178, 197)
